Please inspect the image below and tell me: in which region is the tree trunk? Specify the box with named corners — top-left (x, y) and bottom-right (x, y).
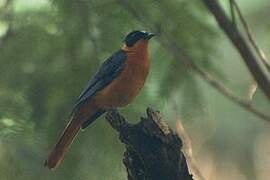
top-left (105, 107), bottom-right (193, 180)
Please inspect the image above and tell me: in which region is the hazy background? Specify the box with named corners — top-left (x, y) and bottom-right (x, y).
top-left (0, 0), bottom-right (269, 179)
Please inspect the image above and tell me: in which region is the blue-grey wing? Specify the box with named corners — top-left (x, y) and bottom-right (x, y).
top-left (72, 50), bottom-right (127, 112)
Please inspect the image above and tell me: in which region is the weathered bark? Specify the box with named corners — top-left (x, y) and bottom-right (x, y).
top-left (105, 108), bottom-right (193, 180)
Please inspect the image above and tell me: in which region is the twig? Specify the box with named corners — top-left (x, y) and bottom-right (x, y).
top-left (247, 80), bottom-right (258, 101)
top-left (231, 0), bottom-right (270, 72)
top-left (229, 0), bottom-right (236, 27)
top-left (175, 119), bottom-right (206, 180)
top-left (118, 0), bottom-right (270, 123)
top-left (164, 38), bottom-right (270, 123)
top-left (201, 0), bottom-right (270, 100)
top-left (172, 101), bottom-right (205, 180)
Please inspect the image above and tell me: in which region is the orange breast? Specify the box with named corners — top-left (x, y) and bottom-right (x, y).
top-left (93, 41), bottom-right (150, 108)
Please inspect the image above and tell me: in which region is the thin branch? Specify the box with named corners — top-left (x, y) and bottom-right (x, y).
top-left (163, 37), bottom-right (270, 123)
top-left (247, 80), bottom-right (258, 101)
top-left (171, 101), bottom-right (205, 180)
top-left (175, 120), bottom-right (205, 180)
top-left (189, 60), bottom-right (269, 121)
top-left (201, 0), bottom-right (270, 100)
top-left (118, 0), bottom-right (270, 123)
top-left (229, 0), bottom-right (236, 27)
top-left (231, 0), bottom-right (270, 72)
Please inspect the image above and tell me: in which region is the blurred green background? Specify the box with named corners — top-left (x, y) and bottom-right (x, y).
top-left (0, 0), bottom-right (270, 179)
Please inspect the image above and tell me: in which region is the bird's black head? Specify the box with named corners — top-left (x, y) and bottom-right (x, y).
top-left (124, 30), bottom-right (155, 47)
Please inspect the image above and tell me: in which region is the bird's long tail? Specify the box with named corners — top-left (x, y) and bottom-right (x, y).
top-left (45, 114), bottom-right (81, 170)
top-left (45, 102), bottom-right (105, 170)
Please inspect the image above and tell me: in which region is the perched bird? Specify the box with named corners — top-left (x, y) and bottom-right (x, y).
top-left (45, 30), bottom-right (155, 170)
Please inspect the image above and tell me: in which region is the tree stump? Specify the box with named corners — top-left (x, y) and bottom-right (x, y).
top-left (105, 107), bottom-right (193, 180)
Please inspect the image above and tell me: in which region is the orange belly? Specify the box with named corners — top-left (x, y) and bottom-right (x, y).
top-left (93, 54), bottom-right (150, 108)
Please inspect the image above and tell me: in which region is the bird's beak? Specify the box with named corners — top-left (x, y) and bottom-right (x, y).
top-left (144, 32), bottom-right (155, 40)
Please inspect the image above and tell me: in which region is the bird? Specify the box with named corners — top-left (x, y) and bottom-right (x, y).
top-left (45, 30), bottom-right (155, 170)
